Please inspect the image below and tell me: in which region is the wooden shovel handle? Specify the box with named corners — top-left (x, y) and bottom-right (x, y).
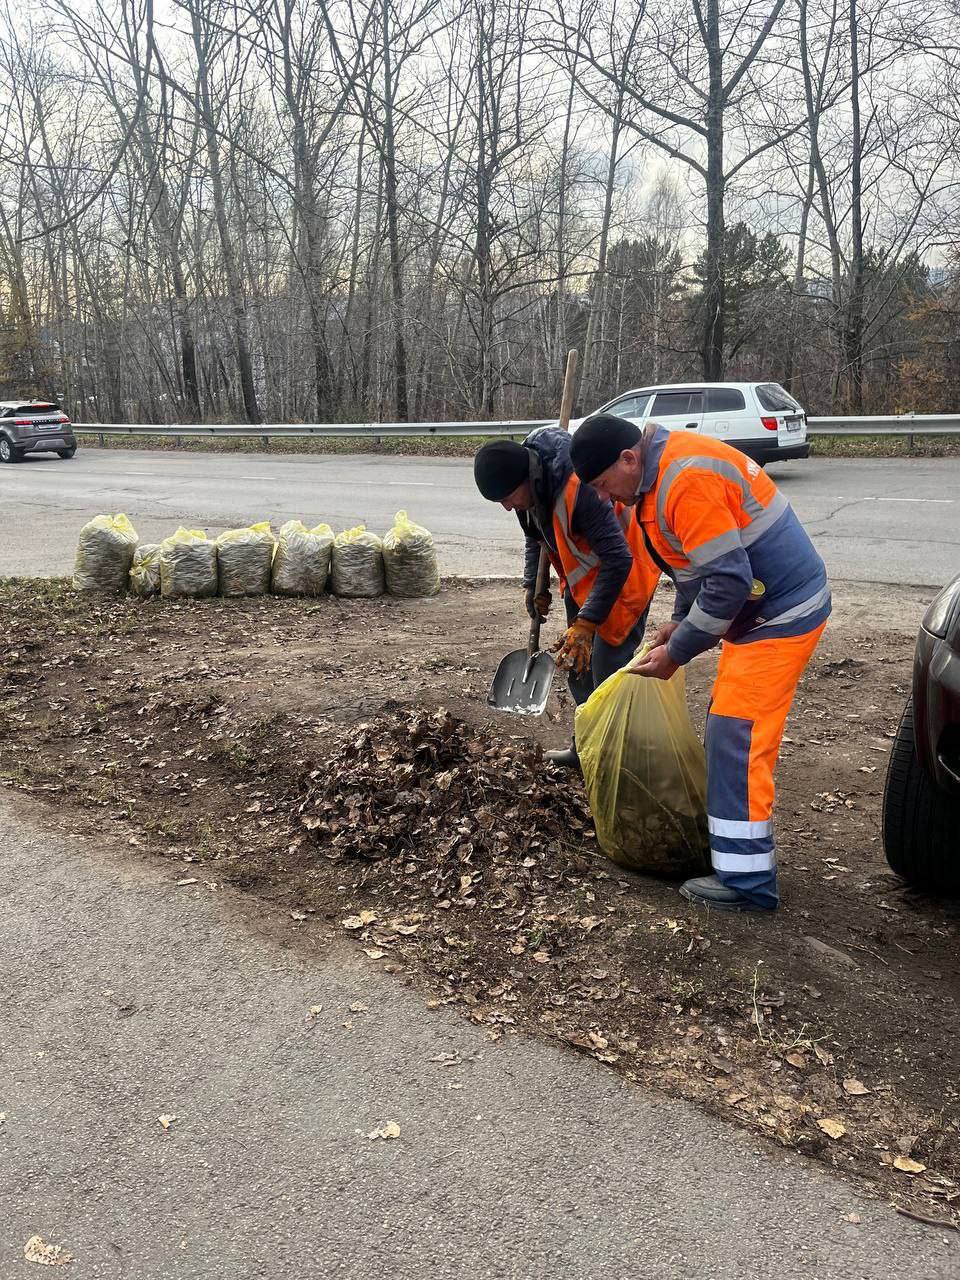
top-left (528, 349), bottom-right (579, 656)
top-left (558, 349), bottom-right (578, 431)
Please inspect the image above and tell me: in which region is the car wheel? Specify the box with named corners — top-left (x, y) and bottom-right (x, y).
top-left (57, 447), bottom-right (77, 459)
top-left (882, 696), bottom-right (960, 893)
top-left (0, 436), bottom-right (22, 463)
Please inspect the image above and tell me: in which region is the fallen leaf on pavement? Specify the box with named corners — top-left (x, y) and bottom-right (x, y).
top-left (367, 1120), bottom-right (401, 1141)
top-left (817, 1118), bottom-right (846, 1140)
top-left (842, 1078), bottom-right (871, 1096)
top-left (363, 949), bottom-right (386, 959)
top-left (893, 1156), bottom-right (926, 1174)
top-left (785, 1052), bottom-right (807, 1070)
top-left (24, 1236), bottom-right (73, 1266)
top-left (157, 1114), bottom-right (177, 1131)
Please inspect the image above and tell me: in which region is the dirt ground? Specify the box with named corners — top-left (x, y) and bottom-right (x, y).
top-left (2, 575), bottom-right (958, 1227)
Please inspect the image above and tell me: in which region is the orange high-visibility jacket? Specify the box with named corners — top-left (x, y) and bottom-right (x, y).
top-left (636, 429), bottom-right (830, 665)
top-left (551, 473), bottom-right (661, 645)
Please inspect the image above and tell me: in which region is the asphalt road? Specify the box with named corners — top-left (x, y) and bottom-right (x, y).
top-left (0, 448), bottom-right (958, 587)
top-left (1, 798), bottom-right (956, 1279)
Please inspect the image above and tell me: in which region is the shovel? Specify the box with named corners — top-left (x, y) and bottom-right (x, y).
top-left (487, 546), bottom-right (556, 713)
top-left (487, 349), bottom-right (579, 715)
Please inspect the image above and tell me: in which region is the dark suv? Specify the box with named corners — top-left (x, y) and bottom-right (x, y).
top-left (0, 401), bottom-right (77, 462)
top-left (882, 573), bottom-right (960, 893)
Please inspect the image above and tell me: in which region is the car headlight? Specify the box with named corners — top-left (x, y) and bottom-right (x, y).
top-left (923, 575), bottom-right (960, 639)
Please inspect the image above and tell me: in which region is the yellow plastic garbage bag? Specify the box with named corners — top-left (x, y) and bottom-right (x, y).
top-left (271, 520), bottom-right (334, 596)
top-left (159, 527), bottom-right (218, 599)
top-left (73, 513), bottom-right (139, 592)
top-left (383, 510), bottom-right (440, 598)
top-left (216, 521), bottom-right (276, 597)
top-left (331, 525), bottom-right (384, 598)
top-left (575, 665), bottom-right (710, 878)
top-left (129, 543), bottom-right (161, 598)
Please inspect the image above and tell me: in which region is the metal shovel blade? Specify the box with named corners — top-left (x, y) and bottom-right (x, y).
top-left (487, 648), bottom-right (556, 715)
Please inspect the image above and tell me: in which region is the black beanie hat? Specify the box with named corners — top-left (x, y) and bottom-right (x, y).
top-left (473, 440), bottom-right (531, 501)
top-left (569, 414), bottom-right (643, 483)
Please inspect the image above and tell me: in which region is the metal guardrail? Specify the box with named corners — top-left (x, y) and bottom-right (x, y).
top-left (71, 414), bottom-right (960, 440)
top-left (807, 415), bottom-right (960, 435)
top-left (72, 420), bottom-right (553, 440)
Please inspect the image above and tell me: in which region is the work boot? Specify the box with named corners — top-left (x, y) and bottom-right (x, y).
top-left (545, 744), bottom-right (580, 769)
top-left (679, 874), bottom-right (771, 914)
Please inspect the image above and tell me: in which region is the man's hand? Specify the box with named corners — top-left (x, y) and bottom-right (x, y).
top-left (525, 587), bottom-right (552, 622)
top-left (628, 643), bottom-right (679, 681)
top-left (646, 620), bottom-right (680, 650)
top-left (552, 618), bottom-right (597, 675)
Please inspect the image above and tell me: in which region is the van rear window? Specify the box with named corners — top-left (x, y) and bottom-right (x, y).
top-left (755, 384), bottom-right (800, 412)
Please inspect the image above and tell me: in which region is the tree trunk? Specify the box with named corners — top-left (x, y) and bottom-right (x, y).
top-left (701, 0), bottom-right (725, 381)
top-left (580, 108), bottom-right (622, 409)
top-left (784, 160), bottom-right (816, 395)
top-left (380, 0), bottom-right (409, 420)
top-left (190, 3), bottom-right (260, 423)
top-left (844, 0), bottom-right (865, 411)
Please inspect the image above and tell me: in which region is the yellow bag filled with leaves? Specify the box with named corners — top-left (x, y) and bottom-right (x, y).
top-left (271, 520), bottom-right (334, 596)
top-left (216, 521), bottom-right (276, 596)
top-left (129, 543), bottom-right (161, 598)
top-left (159, 527), bottom-right (218, 599)
top-left (331, 525), bottom-right (384, 598)
top-left (575, 665), bottom-right (710, 878)
top-left (73, 513), bottom-right (139, 592)
top-left (382, 510), bottom-right (440, 598)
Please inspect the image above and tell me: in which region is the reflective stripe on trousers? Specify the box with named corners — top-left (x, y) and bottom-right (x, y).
top-left (704, 622), bottom-right (827, 908)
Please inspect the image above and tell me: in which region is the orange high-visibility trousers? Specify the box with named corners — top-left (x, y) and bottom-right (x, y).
top-left (704, 622), bottom-right (827, 908)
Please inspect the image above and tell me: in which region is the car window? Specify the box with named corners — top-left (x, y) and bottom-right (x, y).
top-left (651, 391), bottom-right (703, 417)
top-left (705, 388), bottom-right (745, 412)
top-left (605, 392), bottom-right (652, 420)
top-left (755, 383), bottom-right (800, 412)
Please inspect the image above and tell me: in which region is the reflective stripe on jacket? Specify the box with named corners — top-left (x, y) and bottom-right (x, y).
top-left (637, 431), bottom-right (831, 665)
top-left (554, 473), bottom-right (660, 646)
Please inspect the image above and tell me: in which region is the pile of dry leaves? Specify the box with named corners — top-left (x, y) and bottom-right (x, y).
top-left (297, 708), bottom-right (596, 893)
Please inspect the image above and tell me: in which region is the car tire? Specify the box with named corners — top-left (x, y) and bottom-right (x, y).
top-left (882, 696), bottom-right (960, 893)
top-left (57, 447), bottom-right (77, 459)
top-left (0, 436), bottom-right (23, 463)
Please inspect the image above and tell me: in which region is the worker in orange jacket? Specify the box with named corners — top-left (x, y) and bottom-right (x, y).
top-left (474, 429), bottom-right (660, 766)
top-left (571, 415), bottom-right (830, 913)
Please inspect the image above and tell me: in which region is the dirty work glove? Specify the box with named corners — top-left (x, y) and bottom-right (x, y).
top-left (525, 587), bottom-right (552, 622)
top-left (551, 618), bottom-right (597, 675)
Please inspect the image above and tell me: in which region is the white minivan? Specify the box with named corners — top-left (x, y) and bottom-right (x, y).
top-left (570, 381), bottom-right (809, 465)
